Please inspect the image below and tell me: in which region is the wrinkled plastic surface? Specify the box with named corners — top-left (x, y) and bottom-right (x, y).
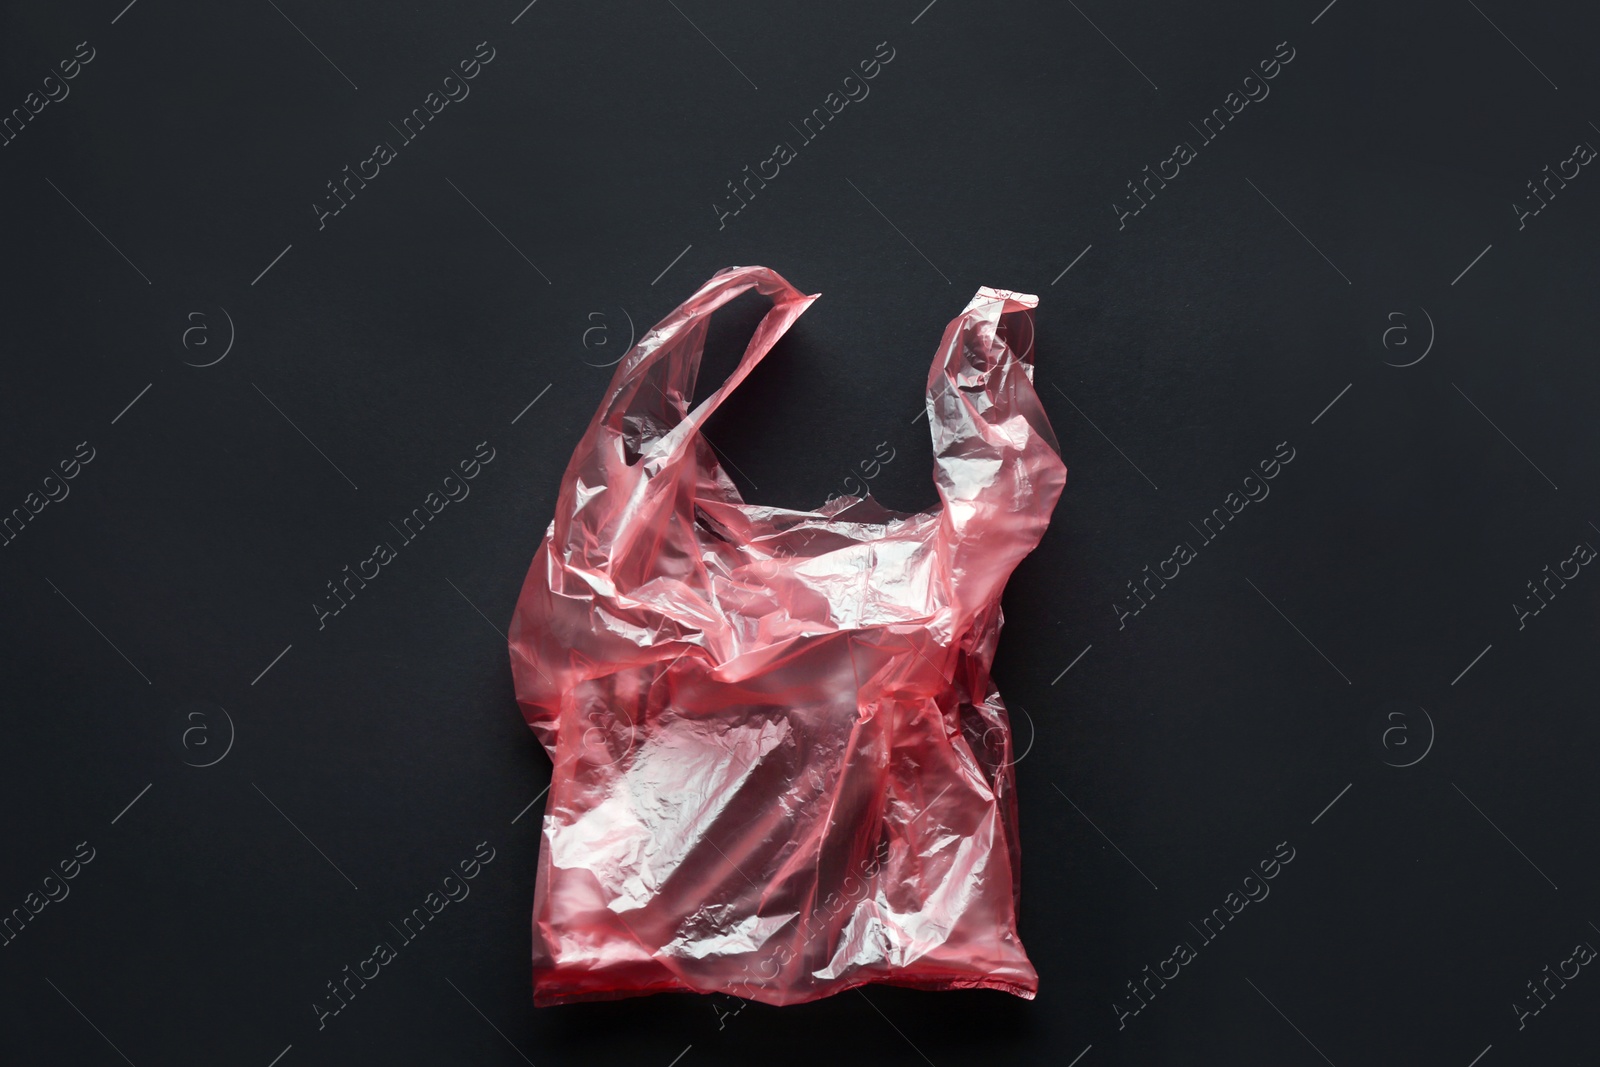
top-left (508, 265), bottom-right (1067, 1006)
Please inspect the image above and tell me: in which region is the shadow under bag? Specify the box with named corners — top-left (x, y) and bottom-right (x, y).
top-left (509, 265), bottom-right (1067, 1006)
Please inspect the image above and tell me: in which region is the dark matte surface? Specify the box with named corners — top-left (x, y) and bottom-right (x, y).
top-left (3, 1), bottom-right (1598, 1064)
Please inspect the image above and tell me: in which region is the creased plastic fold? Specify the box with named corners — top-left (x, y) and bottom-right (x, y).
top-left (508, 265), bottom-right (1067, 1006)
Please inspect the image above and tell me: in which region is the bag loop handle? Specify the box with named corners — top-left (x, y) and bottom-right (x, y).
top-left (597, 265), bottom-right (818, 470)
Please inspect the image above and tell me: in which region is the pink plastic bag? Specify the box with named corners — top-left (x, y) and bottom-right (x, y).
top-left (508, 265), bottom-right (1066, 1006)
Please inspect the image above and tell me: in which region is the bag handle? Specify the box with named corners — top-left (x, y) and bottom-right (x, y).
top-left (596, 265), bottom-right (818, 470)
top-left (926, 286), bottom-right (1068, 619)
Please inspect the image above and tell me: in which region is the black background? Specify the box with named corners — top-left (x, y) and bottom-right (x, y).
top-left (3, 1), bottom-right (1598, 1064)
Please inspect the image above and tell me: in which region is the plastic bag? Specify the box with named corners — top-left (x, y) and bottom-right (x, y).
top-left (508, 265), bottom-right (1067, 1006)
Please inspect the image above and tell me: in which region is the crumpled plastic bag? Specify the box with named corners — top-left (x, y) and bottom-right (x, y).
top-left (508, 265), bottom-right (1067, 1006)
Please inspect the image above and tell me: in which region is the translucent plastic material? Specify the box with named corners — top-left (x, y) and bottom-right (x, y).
top-left (508, 265), bottom-right (1067, 1006)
